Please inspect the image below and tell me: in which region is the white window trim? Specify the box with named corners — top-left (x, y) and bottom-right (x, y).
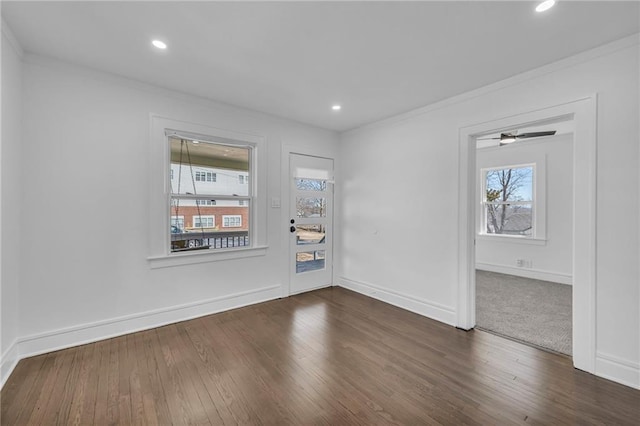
top-left (477, 155), bottom-right (547, 242)
top-left (222, 215), bottom-right (242, 228)
top-left (476, 233), bottom-right (547, 245)
top-left (480, 163), bottom-right (535, 238)
top-left (148, 115), bottom-right (267, 268)
top-left (193, 215), bottom-right (215, 228)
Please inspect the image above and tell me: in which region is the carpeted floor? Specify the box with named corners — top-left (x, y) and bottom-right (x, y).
top-left (476, 270), bottom-right (572, 355)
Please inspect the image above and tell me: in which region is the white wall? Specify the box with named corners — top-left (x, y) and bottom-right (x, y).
top-left (476, 134), bottom-right (573, 284)
top-left (1, 25), bottom-right (23, 385)
top-left (6, 53), bottom-right (338, 376)
top-left (338, 37), bottom-right (639, 388)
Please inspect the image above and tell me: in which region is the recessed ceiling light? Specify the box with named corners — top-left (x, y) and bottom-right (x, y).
top-left (536, 0), bottom-right (556, 13)
top-left (152, 40), bottom-right (167, 49)
top-left (332, 105), bottom-right (341, 111)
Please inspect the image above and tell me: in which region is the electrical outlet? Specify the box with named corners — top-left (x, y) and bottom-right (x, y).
top-left (517, 259), bottom-right (533, 268)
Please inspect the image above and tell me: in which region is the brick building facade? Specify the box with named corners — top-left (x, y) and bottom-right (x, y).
top-left (171, 205), bottom-right (249, 231)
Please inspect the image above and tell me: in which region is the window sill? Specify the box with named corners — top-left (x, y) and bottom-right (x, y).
top-left (477, 234), bottom-right (547, 246)
top-left (148, 245), bottom-right (268, 269)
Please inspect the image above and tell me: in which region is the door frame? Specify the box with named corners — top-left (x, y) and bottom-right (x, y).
top-left (281, 145), bottom-right (336, 297)
top-left (457, 95), bottom-right (597, 374)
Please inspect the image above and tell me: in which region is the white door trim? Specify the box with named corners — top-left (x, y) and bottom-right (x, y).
top-left (281, 145), bottom-right (336, 298)
top-left (457, 95), bottom-right (597, 374)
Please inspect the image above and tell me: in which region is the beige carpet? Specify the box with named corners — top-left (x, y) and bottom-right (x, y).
top-left (476, 270), bottom-right (572, 355)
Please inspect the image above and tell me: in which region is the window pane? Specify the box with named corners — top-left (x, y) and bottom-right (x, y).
top-left (485, 203), bottom-right (532, 236)
top-left (296, 224), bottom-right (326, 245)
top-left (172, 199), bottom-right (247, 229)
top-left (170, 137), bottom-right (249, 196)
top-left (170, 198), bottom-right (249, 252)
top-left (295, 178), bottom-right (326, 191)
top-left (296, 250), bottom-right (326, 273)
top-left (296, 197), bottom-right (326, 218)
top-left (222, 215), bottom-right (242, 228)
top-left (170, 216), bottom-right (184, 231)
top-left (485, 167), bottom-right (533, 202)
top-left (193, 215), bottom-right (215, 228)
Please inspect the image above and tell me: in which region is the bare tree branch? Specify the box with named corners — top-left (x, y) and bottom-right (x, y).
top-left (485, 167), bottom-right (532, 234)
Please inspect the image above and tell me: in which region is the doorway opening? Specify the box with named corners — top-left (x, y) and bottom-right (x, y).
top-left (474, 124), bottom-right (574, 355)
top-left (457, 96), bottom-right (597, 373)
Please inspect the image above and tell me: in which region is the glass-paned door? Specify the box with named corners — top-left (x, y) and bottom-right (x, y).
top-left (289, 153), bottom-right (333, 294)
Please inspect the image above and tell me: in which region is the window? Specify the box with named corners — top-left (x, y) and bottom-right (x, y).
top-left (170, 135), bottom-right (250, 252)
top-left (193, 215), bottom-right (214, 228)
top-left (481, 165), bottom-right (534, 237)
top-left (239, 175), bottom-right (245, 184)
top-left (195, 171), bottom-right (216, 182)
top-left (223, 215), bottom-right (242, 227)
top-left (170, 216), bottom-right (184, 230)
top-left (149, 116), bottom-right (267, 267)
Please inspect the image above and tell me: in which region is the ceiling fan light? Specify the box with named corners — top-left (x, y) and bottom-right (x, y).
top-left (536, 0), bottom-right (556, 13)
top-left (151, 39), bottom-right (167, 49)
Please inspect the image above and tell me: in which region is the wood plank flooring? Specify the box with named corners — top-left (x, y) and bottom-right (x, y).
top-left (2, 287), bottom-right (639, 425)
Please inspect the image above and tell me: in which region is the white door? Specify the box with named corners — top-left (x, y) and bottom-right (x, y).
top-left (289, 153), bottom-right (333, 294)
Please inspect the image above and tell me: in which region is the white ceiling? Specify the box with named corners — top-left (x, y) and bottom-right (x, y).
top-left (3, 1), bottom-right (639, 132)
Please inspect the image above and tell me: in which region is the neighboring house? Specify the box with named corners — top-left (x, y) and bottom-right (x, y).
top-left (170, 163), bottom-right (249, 231)
top-left (490, 209), bottom-right (533, 236)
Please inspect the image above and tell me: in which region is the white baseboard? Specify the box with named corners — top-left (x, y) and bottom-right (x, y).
top-left (0, 284), bottom-right (281, 390)
top-left (338, 277), bottom-right (456, 326)
top-left (0, 340), bottom-right (19, 389)
top-left (5, 282), bottom-right (638, 392)
top-left (596, 352), bottom-right (640, 389)
top-left (476, 262), bottom-right (572, 285)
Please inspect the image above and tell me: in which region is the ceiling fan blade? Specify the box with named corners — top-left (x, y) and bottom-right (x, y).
top-left (515, 131), bottom-right (556, 139)
top-left (478, 130), bottom-right (556, 142)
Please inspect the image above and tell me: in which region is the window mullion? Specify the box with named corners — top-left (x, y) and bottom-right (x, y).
top-left (171, 194), bottom-right (251, 201)
top-left (485, 201), bottom-right (532, 206)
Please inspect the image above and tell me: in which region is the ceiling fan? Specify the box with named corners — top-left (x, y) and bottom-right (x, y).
top-left (478, 130), bottom-right (556, 146)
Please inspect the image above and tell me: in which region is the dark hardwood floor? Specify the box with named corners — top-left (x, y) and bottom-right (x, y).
top-left (1, 287), bottom-right (638, 425)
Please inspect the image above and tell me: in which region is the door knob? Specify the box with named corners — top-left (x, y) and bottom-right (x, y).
top-left (290, 219), bottom-right (295, 224)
